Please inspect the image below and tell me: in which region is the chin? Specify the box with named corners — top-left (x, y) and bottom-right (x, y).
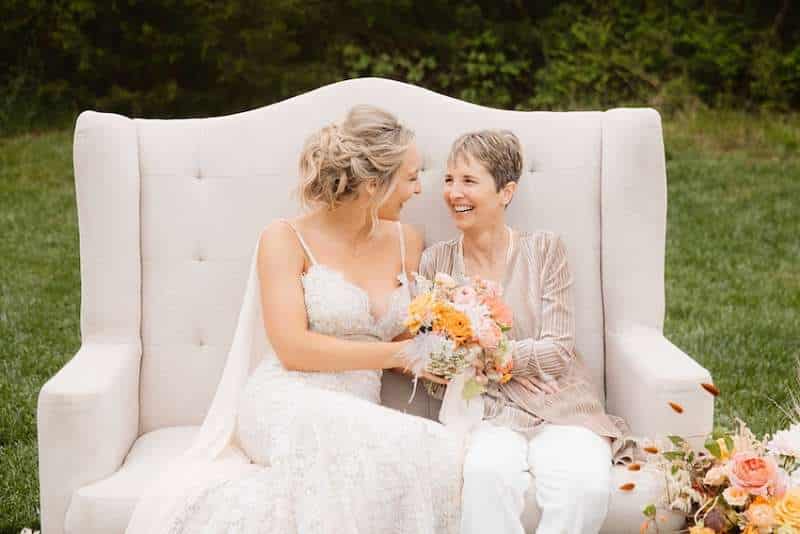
top-left (451, 217), bottom-right (472, 232)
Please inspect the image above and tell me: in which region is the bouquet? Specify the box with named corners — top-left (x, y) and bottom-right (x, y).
top-left (637, 381), bottom-right (800, 533)
top-left (403, 271), bottom-right (514, 400)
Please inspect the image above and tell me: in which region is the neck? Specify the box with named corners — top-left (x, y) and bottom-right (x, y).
top-left (316, 201), bottom-right (373, 244)
top-left (461, 218), bottom-right (509, 269)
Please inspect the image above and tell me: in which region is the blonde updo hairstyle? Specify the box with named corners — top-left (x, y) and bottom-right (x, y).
top-left (298, 105), bottom-right (415, 235)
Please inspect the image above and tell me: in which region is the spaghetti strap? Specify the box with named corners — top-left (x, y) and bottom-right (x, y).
top-left (396, 221), bottom-right (407, 276)
top-left (280, 219), bottom-right (318, 265)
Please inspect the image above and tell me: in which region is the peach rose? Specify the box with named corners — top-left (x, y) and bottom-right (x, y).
top-left (728, 452), bottom-right (786, 497)
top-left (775, 488), bottom-right (800, 529)
top-left (484, 296), bottom-right (513, 329)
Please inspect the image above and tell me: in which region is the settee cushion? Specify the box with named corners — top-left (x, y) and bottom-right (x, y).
top-left (64, 424), bottom-right (682, 534)
top-left (64, 426), bottom-right (198, 534)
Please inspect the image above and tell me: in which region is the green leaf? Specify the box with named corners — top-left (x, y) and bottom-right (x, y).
top-left (723, 436), bottom-right (734, 452)
top-left (705, 438), bottom-right (722, 459)
top-left (642, 504), bottom-right (657, 518)
top-left (668, 435), bottom-right (688, 448)
top-left (671, 465), bottom-right (679, 475)
top-left (462, 379), bottom-right (486, 400)
top-left (711, 426), bottom-right (730, 440)
top-left (663, 451), bottom-right (686, 461)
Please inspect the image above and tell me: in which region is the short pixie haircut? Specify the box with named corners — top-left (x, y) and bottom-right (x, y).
top-left (447, 129), bottom-right (523, 191)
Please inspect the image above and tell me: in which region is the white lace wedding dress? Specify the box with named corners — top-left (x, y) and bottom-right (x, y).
top-left (156, 221), bottom-right (463, 533)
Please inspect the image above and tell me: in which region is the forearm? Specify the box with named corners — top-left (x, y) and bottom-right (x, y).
top-left (510, 337), bottom-right (576, 379)
top-left (276, 331), bottom-right (409, 372)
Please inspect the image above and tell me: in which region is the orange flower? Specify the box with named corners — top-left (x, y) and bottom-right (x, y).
top-left (701, 382), bottom-right (721, 396)
top-left (668, 401), bottom-right (684, 413)
top-left (627, 463), bottom-right (642, 471)
top-left (432, 303), bottom-right (473, 345)
top-left (619, 482), bottom-right (635, 491)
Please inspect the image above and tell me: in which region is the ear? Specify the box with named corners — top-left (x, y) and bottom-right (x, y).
top-left (501, 181), bottom-right (517, 206)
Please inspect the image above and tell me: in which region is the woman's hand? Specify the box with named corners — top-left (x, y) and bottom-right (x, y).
top-left (529, 376), bottom-right (560, 395)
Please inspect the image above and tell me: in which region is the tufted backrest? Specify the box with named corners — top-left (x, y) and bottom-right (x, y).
top-left (72, 78), bottom-right (667, 434)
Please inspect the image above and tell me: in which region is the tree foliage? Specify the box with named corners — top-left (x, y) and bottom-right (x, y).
top-left (1, 0), bottom-right (798, 131)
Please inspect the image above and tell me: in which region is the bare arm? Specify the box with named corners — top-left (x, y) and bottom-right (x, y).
top-left (511, 234), bottom-right (577, 381)
top-left (258, 221), bottom-right (408, 372)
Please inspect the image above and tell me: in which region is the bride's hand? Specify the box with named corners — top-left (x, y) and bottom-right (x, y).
top-left (390, 366), bottom-right (449, 385)
top-left (422, 371), bottom-right (449, 385)
top-left (387, 340), bottom-right (449, 385)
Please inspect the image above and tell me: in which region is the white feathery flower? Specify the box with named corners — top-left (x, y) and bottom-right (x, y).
top-left (767, 424), bottom-right (800, 458)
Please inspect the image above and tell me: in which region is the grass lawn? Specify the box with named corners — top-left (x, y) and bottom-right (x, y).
top-left (0, 109), bottom-right (798, 532)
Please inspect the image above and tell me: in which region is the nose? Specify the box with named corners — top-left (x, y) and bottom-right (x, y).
top-left (448, 185), bottom-right (465, 201)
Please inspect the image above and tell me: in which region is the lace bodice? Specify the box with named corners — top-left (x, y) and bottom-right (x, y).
top-left (301, 263), bottom-right (410, 342)
top-left (255, 220), bottom-right (411, 402)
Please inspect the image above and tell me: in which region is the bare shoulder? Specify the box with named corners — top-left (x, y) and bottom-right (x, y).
top-left (258, 219), bottom-right (305, 272)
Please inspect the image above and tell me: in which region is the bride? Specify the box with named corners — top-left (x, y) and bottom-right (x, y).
top-left (125, 105), bottom-right (463, 533)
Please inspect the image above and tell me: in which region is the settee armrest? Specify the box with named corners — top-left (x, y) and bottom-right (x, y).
top-left (605, 325), bottom-right (714, 449)
top-left (37, 343), bottom-right (140, 534)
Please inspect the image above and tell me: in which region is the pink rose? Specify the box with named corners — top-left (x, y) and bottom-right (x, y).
top-left (483, 296), bottom-right (513, 329)
top-left (453, 286), bottom-right (478, 307)
top-left (477, 321), bottom-right (502, 350)
top-left (728, 452), bottom-right (787, 498)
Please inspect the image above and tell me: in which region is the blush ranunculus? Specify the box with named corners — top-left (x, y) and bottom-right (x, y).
top-left (453, 286), bottom-right (478, 307)
top-left (477, 320), bottom-right (502, 350)
top-left (483, 296), bottom-right (513, 329)
top-left (728, 452), bottom-right (786, 498)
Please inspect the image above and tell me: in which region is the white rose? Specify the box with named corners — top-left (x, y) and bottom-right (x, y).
top-left (723, 486), bottom-right (749, 507)
top-left (433, 272), bottom-right (457, 288)
top-left (703, 465), bottom-right (727, 486)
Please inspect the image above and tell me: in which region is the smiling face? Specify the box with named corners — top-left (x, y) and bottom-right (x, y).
top-left (443, 153), bottom-right (516, 232)
top-left (378, 141), bottom-right (422, 221)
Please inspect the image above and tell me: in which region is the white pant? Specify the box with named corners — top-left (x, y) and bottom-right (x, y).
top-left (460, 422), bottom-right (612, 534)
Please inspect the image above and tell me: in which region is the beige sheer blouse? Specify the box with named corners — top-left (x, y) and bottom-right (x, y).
top-left (419, 230), bottom-right (638, 464)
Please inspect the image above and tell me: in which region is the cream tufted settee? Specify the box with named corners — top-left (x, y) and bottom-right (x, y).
top-left (37, 78), bottom-right (714, 533)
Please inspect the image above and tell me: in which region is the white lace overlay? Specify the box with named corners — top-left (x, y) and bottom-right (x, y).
top-left (167, 262), bottom-right (464, 533)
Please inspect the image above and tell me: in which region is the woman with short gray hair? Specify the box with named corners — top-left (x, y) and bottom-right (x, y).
top-left (420, 129), bottom-right (636, 534)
